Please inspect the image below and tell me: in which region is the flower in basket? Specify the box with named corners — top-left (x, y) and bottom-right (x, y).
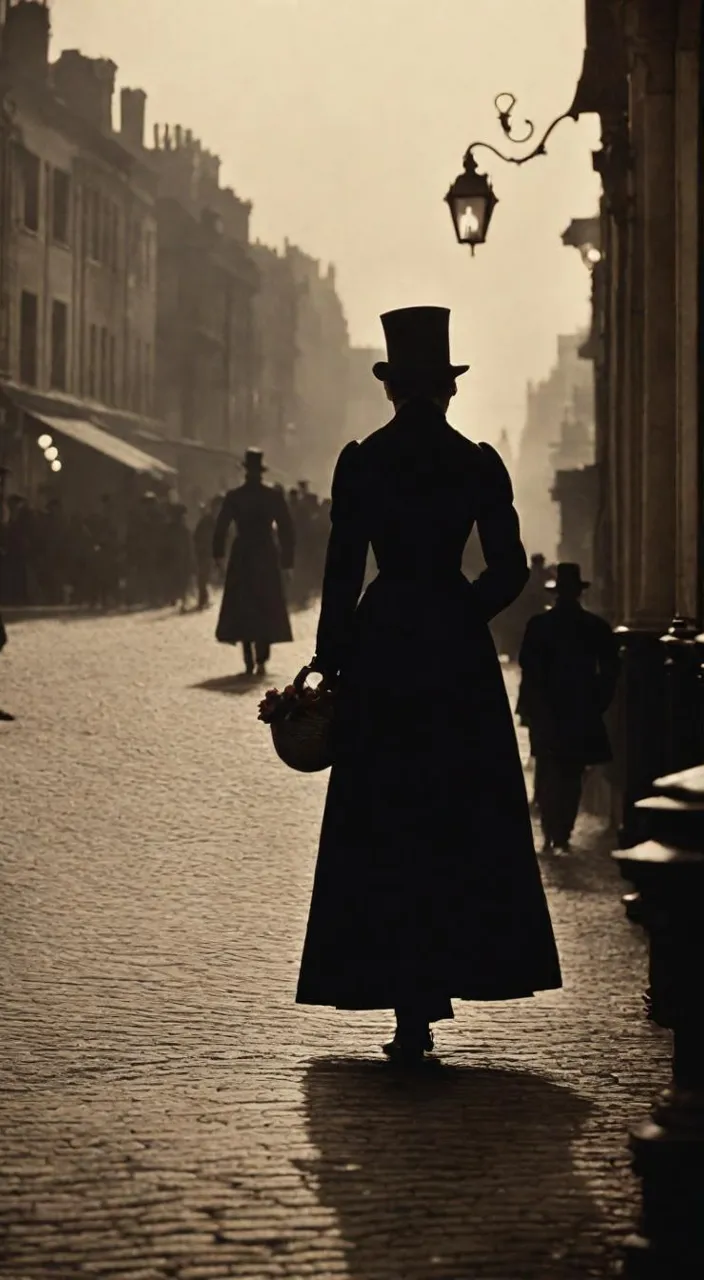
top-left (259, 671), bottom-right (336, 773)
top-left (257, 682), bottom-right (325, 725)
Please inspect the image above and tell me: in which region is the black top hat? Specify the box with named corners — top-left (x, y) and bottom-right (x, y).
top-left (372, 306), bottom-right (469, 382)
top-left (243, 448), bottom-right (268, 472)
top-left (546, 562), bottom-right (590, 592)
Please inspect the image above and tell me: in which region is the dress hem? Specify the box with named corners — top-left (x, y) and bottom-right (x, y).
top-left (295, 983), bottom-right (562, 1010)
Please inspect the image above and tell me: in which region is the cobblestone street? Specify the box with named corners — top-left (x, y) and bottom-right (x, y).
top-left (1, 603), bottom-right (670, 1280)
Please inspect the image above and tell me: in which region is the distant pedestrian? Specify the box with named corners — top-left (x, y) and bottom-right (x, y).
top-left (517, 562), bottom-right (620, 853)
top-left (164, 504), bottom-right (196, 613)
top-left (493, 551), bottom-right (550, 661)
top-left (213, 449), bottom-right (295, 677)
top-left (0, 611), bottom-right (14, 721)
top-left (193, 496), bottom-right (222, 611)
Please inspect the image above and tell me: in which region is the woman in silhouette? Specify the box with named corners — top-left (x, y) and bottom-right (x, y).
top-left (296, 307), bottom-right (561, 1062)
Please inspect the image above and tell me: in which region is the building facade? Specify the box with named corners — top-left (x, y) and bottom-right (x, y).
top-left (285, 242), bottom-right (350, 494)
top-left (569, 0), bottom-right (703, 831)
top-left (345, 345), bottom-right (388, 442)
top-left (249, 240), bottom-right (300, 484)
top-left (151, 126), bottom-right (258, 507)
top-left (0, 2), bottom-right (171, 509)
top-left (513, 330), bottom-right (594, 562)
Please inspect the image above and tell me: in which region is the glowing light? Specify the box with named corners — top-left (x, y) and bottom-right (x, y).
top-left (44, 446), bottom-right (59, 461)
top-left (50, 460), bottom-right (62, 473)
top-left (38, 434), bottom-right (53, 449)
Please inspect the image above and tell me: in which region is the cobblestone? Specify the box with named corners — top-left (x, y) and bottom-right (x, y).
top-left (0, 603), bottom-right (670, 1278)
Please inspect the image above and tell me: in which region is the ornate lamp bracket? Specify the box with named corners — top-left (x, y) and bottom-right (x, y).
top-left (464, 91), bottom-right (579, 170)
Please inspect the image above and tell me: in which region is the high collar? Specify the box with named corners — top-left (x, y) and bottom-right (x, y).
top-left (392, 399), bottom-right (448, 428)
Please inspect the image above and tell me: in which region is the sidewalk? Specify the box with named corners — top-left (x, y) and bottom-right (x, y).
top-left (0, 605), bottom-right (670, 1278)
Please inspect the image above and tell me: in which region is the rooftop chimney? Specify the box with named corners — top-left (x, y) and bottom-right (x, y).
top-left (52, 50), bottom-right (117, 134)
top-left (1, 1), bottom-right (50, 78)
top-left (120, 87), bottom-right (146, 149)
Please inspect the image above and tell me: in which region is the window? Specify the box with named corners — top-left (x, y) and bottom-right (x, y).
top-left (108, 334), bottom-right (116, 405)
top-left (110, 204), bottom-right (120, 270)
top-left (130, 218), bottom-right (142, 284)
top-left (89, 324), bottom-right (98, 398)
top-left (50, 300), bottom-right (68, 391)
top-left (144, 342), bottom-right (152, 414)
top-left (134, 339), bottom-right (142, 411)
top-left (88, 189), bottom-right (101, 261)
top-left (101, 196), bottom-right (113, 266)
top-left (100, 327), bottom-right (108, 402)
top-left (19, 291), bottom-right (38, 384)
top-left (52, 170), bottom-right (71, 244)
top-left (20, 148), bottom-right (40, 232)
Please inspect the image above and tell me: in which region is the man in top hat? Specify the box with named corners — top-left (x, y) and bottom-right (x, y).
top-left (517, 562), bottom-right (620, 852)
top-left (213, 448), bottom-right (295, 676)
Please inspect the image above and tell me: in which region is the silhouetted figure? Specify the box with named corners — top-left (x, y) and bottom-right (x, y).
top-left (296, 307), bottom-right (561, 1063)
top-left (126, 492), bottom-right (164, 607)
top-left (164, 504), bottom-right (195, 612)
top-left (84, 496), bottom-right (120, 608)
top-left (193, 496), bottom-right (222, 610)
top-left (0, 610), bottom-right (13, 721)
top-left (212, 449), bottom-right (295, 676)
top-left (0, 495), bottom-right (32, 605)
top-left (517, 562), bottom-right (620, 853)
top-left (36, 498), bottom-right (68, 605)
top-left (493, 551), bottom-right (550, 661)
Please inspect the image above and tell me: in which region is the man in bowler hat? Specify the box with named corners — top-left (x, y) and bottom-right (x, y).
top-left (517, 562), bottom-right (620, 852)
top-left (213, 449), bottom-right (295, 676)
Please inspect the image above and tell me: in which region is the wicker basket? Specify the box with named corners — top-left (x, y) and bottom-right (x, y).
top-left (270, 668), bottom-right (336, 773)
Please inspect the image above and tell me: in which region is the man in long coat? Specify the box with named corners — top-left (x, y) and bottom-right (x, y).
top-left (213, 449), bottom-right (295, 676)
top-left (295, 306), bottom-right (561, 1060)
top-left (517, 562), bottom-right (620, 852)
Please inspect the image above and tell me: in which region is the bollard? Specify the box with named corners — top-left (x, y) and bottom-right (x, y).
top-left (614, 764), bottom-right (704, 1278)
top-left (659, 617), bottom-right (701, 776)
top-left (612, 626), bottom-right (668, 850)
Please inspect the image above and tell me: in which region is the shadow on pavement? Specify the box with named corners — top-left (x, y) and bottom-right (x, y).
top-left (192, 673), bottom-right (263, 695)
top-left (299, 1058), bottom-right (599, 1280)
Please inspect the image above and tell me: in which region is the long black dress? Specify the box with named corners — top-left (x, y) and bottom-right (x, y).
top-left (213, 480), bottom-right (295, 646)
top-left (296, 401), bottom-right (561, 1019)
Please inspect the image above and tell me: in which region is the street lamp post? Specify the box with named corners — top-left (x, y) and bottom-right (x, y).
top-left (445, 92), bottom-right (580, 253)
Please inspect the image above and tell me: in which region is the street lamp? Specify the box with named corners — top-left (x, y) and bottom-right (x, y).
top-left (444, 153), bottom-right (498, 254)
top-left (561, 216), bottom-right (602, 272)
top-left (446, 92), bottom-right (579, 253)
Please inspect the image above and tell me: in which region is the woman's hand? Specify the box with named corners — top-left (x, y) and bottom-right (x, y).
top-left (307, 656), bottom-right (338, 691)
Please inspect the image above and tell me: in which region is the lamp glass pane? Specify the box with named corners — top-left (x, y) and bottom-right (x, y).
top-left (452, 194), bottom-right (487, 244)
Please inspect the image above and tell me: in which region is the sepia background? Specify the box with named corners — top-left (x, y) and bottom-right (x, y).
top-left (51, 0), bottom-right (600, 443)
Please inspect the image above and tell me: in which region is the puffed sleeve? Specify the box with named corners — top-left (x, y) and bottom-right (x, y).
top-left (313, 441), bottom-right (369, 679)
top-left (472, 443), bottom-right (529, 622)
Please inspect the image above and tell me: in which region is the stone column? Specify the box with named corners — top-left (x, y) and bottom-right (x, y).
top-left (604, 1), bottom-right (680, 842)
top-left (673, 0), bottom-right (701, 620)
top-left (627, 1), bottom-right (678, 629)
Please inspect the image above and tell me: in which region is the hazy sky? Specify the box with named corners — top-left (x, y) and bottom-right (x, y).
top-left (51, 0), bottom-right (600, 441)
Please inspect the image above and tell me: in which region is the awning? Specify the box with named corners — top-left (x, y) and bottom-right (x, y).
top-left (30, 412), bottom-right (176, 479)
